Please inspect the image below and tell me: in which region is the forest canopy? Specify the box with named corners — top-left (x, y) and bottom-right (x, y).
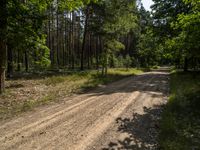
top-left (0, 0), bottom-right (200, 93)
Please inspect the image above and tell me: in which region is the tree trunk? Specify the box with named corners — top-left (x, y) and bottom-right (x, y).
top-left (184, 57), bottom-right (188, 72)
top-left (87, 34), bottom-right (91, 69)
top-left (0, 0), bottom-right (7, 93)
top-left (77, 11), bottom-right (81, 67)
top-left (63, 13), bottom-right (67, 66)
top-left (96, 36), bottom-right (99, 70)
top-left (68, 12), bottom-right (72, 68)
top-left (56, 0), bottom-right (60, 67)
top-left (25, 50), bottom-right (29, 72)
top-left (0, 41), bottom-right (6, 94)
top-left (71, 11), bottom-right (75, 70)
top-left (48, 6), bottom-right (52, 65)
top-left (50, 6), bottom-right (55, 67)
top-left (7, 46), bottom-right (13, 78)
top-left (64, 13), bottom-right (68, 67)
top-left (17, 50), bottom-right (21, 71)
top-left (81, 7), bottom-right (89, 70)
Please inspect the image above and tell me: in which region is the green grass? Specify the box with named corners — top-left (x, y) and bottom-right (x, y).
top-left (152, 65), bottom-right (160, 69)
top-left (0, 68), bottom-right (143, 120)
top-left (81, 68), bottom-right (143, 90)
top-left (43, 68), bottom-right (143, 88)
top-left (159, 71), bottom-right (200, 150)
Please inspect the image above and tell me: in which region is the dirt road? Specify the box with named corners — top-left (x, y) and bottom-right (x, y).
top-left (0, 69), bottom-right (169, 150)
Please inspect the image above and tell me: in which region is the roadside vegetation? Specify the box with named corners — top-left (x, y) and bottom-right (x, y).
top-left (159, 71), bottom-right (200, 150)
top-left (0, 68), bottom-right (143, 120)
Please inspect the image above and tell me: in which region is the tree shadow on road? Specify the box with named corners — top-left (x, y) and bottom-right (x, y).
top-left (84, 72), bottom-right (169, 97)
top-left (102, 105), bottom-right (165, 150)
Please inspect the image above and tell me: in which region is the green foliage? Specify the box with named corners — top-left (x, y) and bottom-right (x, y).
top-left (116, 55), bottom-right (124, 68)
top-left (152, 65), bottom-right (159, 69)
top-left (6, 0), bottom-right (101, 73)
top-left (159, 72), bottom-right (200, 150)
top-left (7, 0), bottom-right (51, 71)
top-left (138, 29), bottom-right (161, 67)
top-left (89, 0), bottom-right (138, 74)
top-left (59, 0), bottom-right (98, 10)
top-left (101, 39), bottom-right (125, 70)
top-left (136, 4), bottom-right (167, 68)
top-left (91, 0), bottom-right (137, 37)
top-left (152, 0), bottom-right (188, 38)
top-left (124, 55), bottom-right (132, 69)
top-left (152, 0), bottom-right (200, 69)
top-left (171, 0), bottom-right (200, 57)
top-left (105, 39), bottom-right (125, 53)
top-left (109, 55), bottom-right (135, 68)
top-left (33, 46), bottom-right (51, 69)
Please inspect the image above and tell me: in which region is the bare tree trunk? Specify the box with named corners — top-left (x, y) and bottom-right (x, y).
top-left (50, 6), bottom-right (55, 67)
top-left (64, 13), bottom-right (68, 67)
top-left (87, 34), bottom-right (91, 69)
top-left (184, 57), bottom-right (188, 72)
top-left (25, 50), bottom-right (29, 72)
top-left (77, 11), bottom-right (81, 67)
top-left (17, 50), bottom-right (21, 71)
top-left (81, 7), bottom-right (89, 70)
top-left (68, 12), bottom-right (72, 68)
top-left (71, 11), bottom-right (75, 70)
top-left (0, 42), bottom-right (6, 94)
top-left (0, 0), bottom-right (7, 94)
top-left (96, 37), bottom-right (99, 70)
top-left (56, 0), bottom-right (60, 67)
top-left (7, 45), bottom-right (13, 78)
top-left (63, 13), bottom-right (67, 66)
top-left (48, 5), bottom-right (52, 66)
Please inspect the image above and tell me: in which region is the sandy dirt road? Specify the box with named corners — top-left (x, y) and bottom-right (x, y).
top-left (0, 69), bottom-right (169, 150)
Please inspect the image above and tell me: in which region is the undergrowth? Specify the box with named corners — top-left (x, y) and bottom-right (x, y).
top-left (159, 71), bottom-right (200, 150)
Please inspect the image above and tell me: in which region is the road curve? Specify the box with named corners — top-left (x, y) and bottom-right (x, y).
top-left (0, 70), bottom-right (169, 150)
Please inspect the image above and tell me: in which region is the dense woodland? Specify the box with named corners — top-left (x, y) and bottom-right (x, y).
top-left (0, 0), bottom-right (200, 93)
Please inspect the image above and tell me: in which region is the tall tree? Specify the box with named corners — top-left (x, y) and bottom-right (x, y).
top-left (151, 0), bottom-right (193, 70)
top-left (169, 0), bottom-right (200, 71)
top-left (0, 0), bottom-right (7, 93)
top-left (90, 0), bottom-right (138, 75)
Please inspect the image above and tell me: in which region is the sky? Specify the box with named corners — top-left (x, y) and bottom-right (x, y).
top-left (141, 0), bottom-right (154, 11)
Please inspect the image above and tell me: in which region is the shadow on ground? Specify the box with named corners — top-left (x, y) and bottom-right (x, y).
top-left (83, 72), bottom-right (169, 97)
top-left (98, 69), bottom-right (169, 150)
top-left (102, 106), bottom-right (164, 150)
top-left (7, 70), bottom-right (86, 80)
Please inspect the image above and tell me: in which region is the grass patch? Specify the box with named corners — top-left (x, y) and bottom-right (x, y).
top-left (0, 68), bottom-right (143, 120)
top-left (152, 65), bottom-right (160, 69)
top-left (43, 71), bottom-right (92, 86)
top-left (80, 68), bottom-right (143, 90)
top-left (159, 71), bottom-right (200, 150)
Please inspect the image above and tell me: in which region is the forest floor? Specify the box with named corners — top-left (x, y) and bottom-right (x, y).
top-left (0, 68), bottom-right (145, 120)
top-left (0, 68), bottom-right (169, 150)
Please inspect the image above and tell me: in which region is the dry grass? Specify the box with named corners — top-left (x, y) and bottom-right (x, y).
top-left (0, 68), bottom-right (143, 120)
